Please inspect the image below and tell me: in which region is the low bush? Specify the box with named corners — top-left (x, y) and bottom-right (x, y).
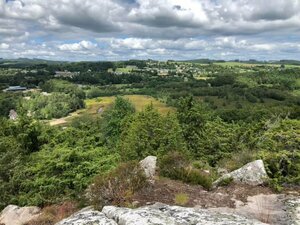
top-left (260, 150), bottom-right (300, 186)
top-left (159, 152), bottom-right (212, 190)
top-left (89, 161), bottom-right (148, 209)
top-left (218, 150), bottom-right (256, 172)
top-left (182, 167), bottom-right (212, 190)
top-left (159, 151), bottom-right (189, 178)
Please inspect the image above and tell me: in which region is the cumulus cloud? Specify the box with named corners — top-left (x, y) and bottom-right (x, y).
top-left (49, 0), bottom-right (124, 33)
top-left (0, 43), bottom-right (9, 49)
top-left (58, 41), bottom-right (97, 51)
top-left (128, 0), bottom-right (209, 28)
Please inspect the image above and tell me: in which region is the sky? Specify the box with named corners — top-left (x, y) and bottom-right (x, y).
top-left (0, 0), bottom-right (300, 61)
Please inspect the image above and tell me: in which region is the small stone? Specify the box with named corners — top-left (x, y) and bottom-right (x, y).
top-left (139, 156), bottom-right (157, 182)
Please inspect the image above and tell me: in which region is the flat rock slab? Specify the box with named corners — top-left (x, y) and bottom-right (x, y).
top-left (285, 197), bottom-right (300, 225)
top-left (55, 210), bottom-right (117, 225)
top-left (102, 203), bottom-right (267, 225)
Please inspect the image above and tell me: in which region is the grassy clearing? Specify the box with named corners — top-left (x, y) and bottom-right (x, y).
top-left (49, 95), bottom-right (174, 126)
top-left (116, 67), bottom-right (132, 73)
top-left (86, 95), bottom-right (174, 115)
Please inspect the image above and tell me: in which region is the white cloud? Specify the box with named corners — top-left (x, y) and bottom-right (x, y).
top-left (128, 0), bottom-right (209, 28)
top-left (0, 43), bottom-right (9, 49)
top-left (58, 41), bottom-right (97, 51)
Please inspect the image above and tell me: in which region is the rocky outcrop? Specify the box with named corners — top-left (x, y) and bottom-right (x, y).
top-left (285, 197), bottom-right (300, 225)
top-left (55, 209), bottom-right (117, 225)
top-left (213, 160), bottom-right (268, 187)
top-left (0, 205), bottom-right (41, 225)
top-left (139, 156), bottom-right (157, 181)
top-left (56, 203), bottom-right (267, 225)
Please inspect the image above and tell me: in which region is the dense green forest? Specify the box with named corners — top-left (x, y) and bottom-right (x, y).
top-left (0, 60), bottom-right (299, 209)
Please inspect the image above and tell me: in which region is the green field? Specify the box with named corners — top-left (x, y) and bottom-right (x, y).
top-left (49, 95), bottom-right (174, 126)
top-left (85, 95), bottom-right (174, 115)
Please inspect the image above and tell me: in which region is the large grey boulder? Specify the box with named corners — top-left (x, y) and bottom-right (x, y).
top-left (102, 203), bottom-right (267, 225)
top-left (55, 209), bottom-right (117, 225)
top-left (139, 156), bottom-right (157, 181)
top-left (0, 205), bottom-right (41, 225)
top-left (213, 160), bottom-right (268, 187)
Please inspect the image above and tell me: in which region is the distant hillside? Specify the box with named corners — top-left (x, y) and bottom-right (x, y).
top-left (181, 59), bottom-right (300, 66)
top-left (0, 58), bottom-right (66, 66)
top-left (180, 59), bottom-right (224, 64)
top-left (275, 60), bottom-right (300, 65)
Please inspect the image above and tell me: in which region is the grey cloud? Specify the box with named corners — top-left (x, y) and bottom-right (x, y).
top-left (0, 0), bottom-right (300, 61)
top-left (50, 0), bottom-right (122, 33)
top-left (128, 0), bottom-right (209, 28)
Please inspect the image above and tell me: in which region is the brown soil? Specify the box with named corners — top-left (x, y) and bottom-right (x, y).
top-left (133, 177), bottom-right (274, 208)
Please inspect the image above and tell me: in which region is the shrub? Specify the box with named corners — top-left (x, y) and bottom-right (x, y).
top-left (183, 167), bottom-right (212, 190)
top-left (159, 152), bottom-right (212, 190)
top-left (159, 151), bottom-right (189, 179)
top-left (89, 161), bottom-right (148, 209)
top-left (11, 146), bottom-right (118, 206)
top-left (118, 106), bottom-right (186, 160)
top-left (218, 150), bottom-right (256, 172)
top-left (260, 151), bottom-right (300, 185)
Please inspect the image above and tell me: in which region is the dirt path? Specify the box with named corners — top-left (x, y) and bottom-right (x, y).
top-left (48, 111), bottom-right (83, 126)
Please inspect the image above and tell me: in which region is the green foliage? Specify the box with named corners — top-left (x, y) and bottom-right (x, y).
top-left (101, 96), bottom-right (135, 145)
top-left (89, 161), bottom-right (147, 209)
top-left (176, 96), bottom-right (211, 157)
top-left (0, 93), bottom-right (21, 117)
top-left (41, 79), bottom-right (85, 99)
top-left (257, 119), bottom-right (300, 185)
top-left (159, 152), bottom-right (212, 190)
top-left (118, 105), bottom-right (186, 160)
top-left (0, 117), bottom-right (47, 209)
top-left (159, 151), bottom-right (189, 178)
top-left (0, 115), bottom-right (119, 209)
top-left (12, 146), bottom-right (118, 206)
top-left (199, 118), bottom-right (243, 165)
top-left (1, 62), bottom-right (300, 210)
top-left (22, 92), bottom-right (84, 119)
top-left (260, 151), bottom-right (300, 185)
top-left (218, 150), bottom-right (256, 172)
top-left (210, 74), bottom-right (236, 87)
